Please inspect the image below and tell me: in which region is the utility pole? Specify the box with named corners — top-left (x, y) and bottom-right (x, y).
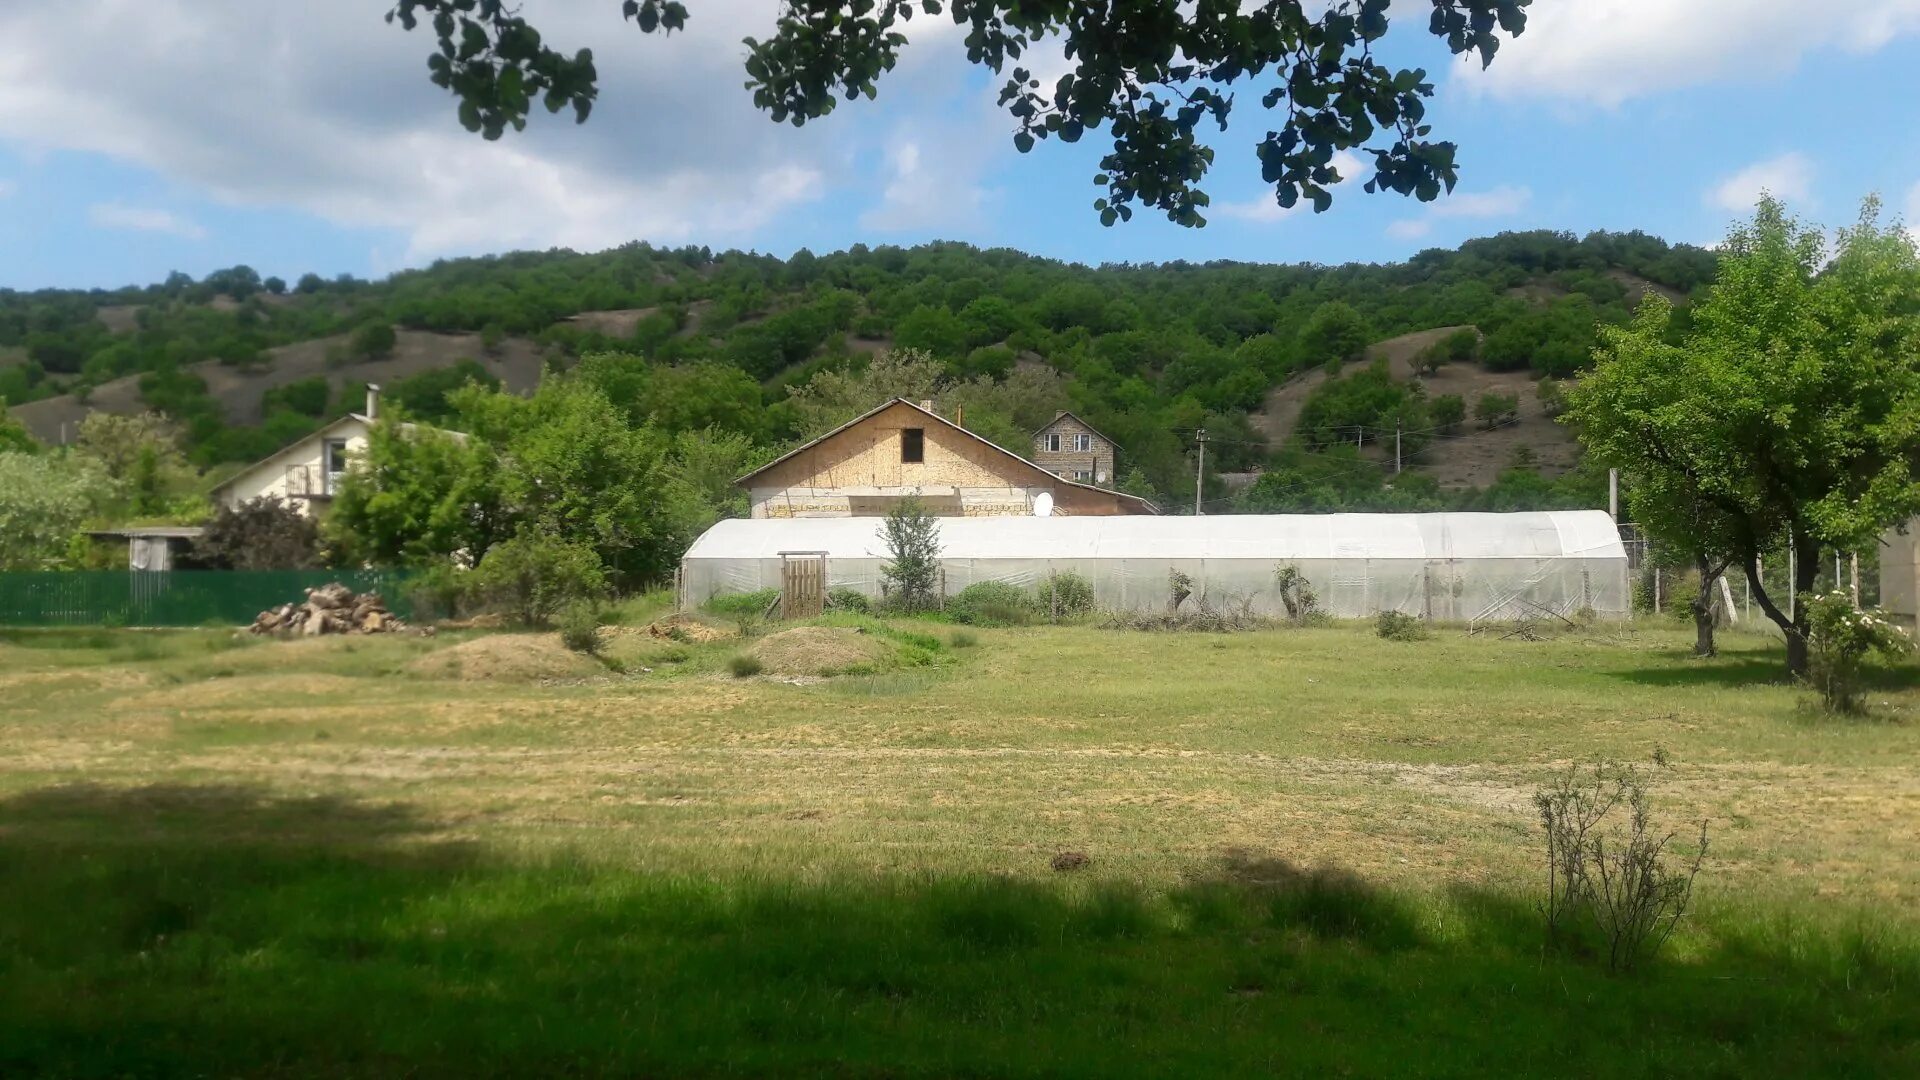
top-left (1851, 552), bottom-right (1861, 607)
top-left (1193, 428), bottom-right (1207, 516)
top-left (1608, 468), bottom-right (1619, 521)
top-left (1394, 419), bottom-right (1402, 475)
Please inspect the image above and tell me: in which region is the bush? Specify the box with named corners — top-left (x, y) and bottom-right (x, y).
top-left (1035, 572), bottom-right (1095, 618)
top-left (467, 531), bottom-right (607, 626)
top-left (947, 581), bottom-right (1036, 626)
top-left (557, 601), bottom-right (603, 656)
top-left (1475, 391), bottom-right (1520, 430)
top-left (826, 586), bottom-right (872, 614)
top-left (706, 588), bottom-right (779, 633)
top-left (1273, 564), bottom-right (1322, 624)
top-left (1535, 759), bottom-right (1708, 973)
top-left (189, 496), bottom-right (320, 570)
top-left (1431, 394), bottom-right (1466, 434)
top-left (1805, 591), bottom-right (1911, 713)
top-left (1374, 610), bottom-right (1428, 641)
top-left (949, 630), bottom-right (979, 648)
top-left (728, 654), bottom-right (764, 678)
top-left (880, 495), bottom-right (942, 612)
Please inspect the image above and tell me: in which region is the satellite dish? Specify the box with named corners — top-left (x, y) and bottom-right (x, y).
top-left (1033, 492), bottom-right (1054, 517)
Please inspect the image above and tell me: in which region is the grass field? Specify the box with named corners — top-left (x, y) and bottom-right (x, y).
top-left (2, 618), bottom-right (1917, 1076)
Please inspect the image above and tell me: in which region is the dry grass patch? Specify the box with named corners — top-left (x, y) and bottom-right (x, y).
top-left (407, 634), bottom-right (606, 682)
top-left (748, 626), bottom-right (892, 676)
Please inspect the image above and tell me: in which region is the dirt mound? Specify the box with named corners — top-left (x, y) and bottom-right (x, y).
top-left (407, 633), bottom-right (604, 682)
top-left (746, 626), bottom-right (891, 676)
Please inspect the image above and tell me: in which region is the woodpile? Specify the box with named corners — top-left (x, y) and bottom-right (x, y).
top-left (250, 582), bottom-right (410, 636)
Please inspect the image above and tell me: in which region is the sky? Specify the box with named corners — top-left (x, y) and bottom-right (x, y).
top-left (0, 0), bottom-right (1917, 290)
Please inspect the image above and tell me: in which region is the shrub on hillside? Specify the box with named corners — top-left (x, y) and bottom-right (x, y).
top-left (1035, 572), bottom-right (1096, 618)
top-left (467, 531), bottom-right (607, 627)
top-left (947, 581), bottom-right (1036, 626)
top-left (557, 601), bottom-right (603, 656)
top-left (1374, 610), bottom-right (1428, 641)
top-left (1431, 394), bottom-right (1466, 434)
top-left (1475, 391), bottom-right (1520, 430)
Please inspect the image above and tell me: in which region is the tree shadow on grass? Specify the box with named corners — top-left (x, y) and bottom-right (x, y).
top-left (1611, 651), bottom-right (1920, 693)
top-left (1, 783), bottom-right (1915, 1078)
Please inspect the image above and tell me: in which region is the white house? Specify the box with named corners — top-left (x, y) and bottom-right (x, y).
top-left (211, 386), bottom-right (461, 517)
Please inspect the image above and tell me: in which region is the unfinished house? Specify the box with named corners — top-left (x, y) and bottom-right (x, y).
top-left (1031, 411), bottom-right (1117, 486)
top-left (737, 398), bottom-right (1158, 518)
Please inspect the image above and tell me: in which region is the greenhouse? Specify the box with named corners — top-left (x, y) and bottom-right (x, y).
top-left (679, 510), bottom-right (1632, 621)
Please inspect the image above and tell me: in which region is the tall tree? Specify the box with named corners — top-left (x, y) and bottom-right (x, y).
top-left (1567, 197), bottom-right (1920, 675)
top-left (386, 0), bottom-right (1530, 226)
top-left (0, 453), bottom-right (115, 570)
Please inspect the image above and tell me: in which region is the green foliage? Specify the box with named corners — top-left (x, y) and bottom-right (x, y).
top-left (1273, 564), bottom-right (1321, 624)
top-left (0, 404), bottom-right (35, 454)
top-left (1297, 302), bottom-right (1373, 366)
top-left (727, 653), bottom-right (764, 678)
top-left (188, 497), bottom-right (321, 571)
top-left (827, 586), bottom-right (872, 614)
top-left (328, 421), bottom-right (511, 568)
top-left (879, 495), bottom-right (942, 612)
top-left (1804, 593), bottom-right (1911, 714)
top-left (1374, 610), bottom-right (1428, 641)
top-left (1568, 196), bottom-right (1920, 673)
top-left (1297, 362), bottom-right (1421, 448)
top-left (389, 0), bottom-right (1533, 229)
top-left (1474, 391), bottom-right (1519, 429)
top-left (350, 322), bottom-right (397, 361)
top-left (557, 601), bottom-right (604, 656)
top-left (705, 588), bottom-right (779, 619)
top-left (0, 452), bottom-right (115, 570)
top-left (946, 581), bottom-right (1036, 627)
top-left (384, 360), bottom-right (500, 425)
top-left (1430, 393), bottom-right (1466, 434)
top-left (1035, 572), bottom-right (1096, 617)
top-left (466, 531), bottom-right (608, 627)
top-left (261, 377), bottom-right (332, 419)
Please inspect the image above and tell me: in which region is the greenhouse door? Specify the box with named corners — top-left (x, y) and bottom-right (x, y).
top-left (780, 551), bottom-right (828, 619)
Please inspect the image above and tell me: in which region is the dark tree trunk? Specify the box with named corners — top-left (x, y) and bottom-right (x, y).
top-left (1744, 532), bottom-right (1822, 678)
top-left (1691, 553), bottom-right (1720, 658)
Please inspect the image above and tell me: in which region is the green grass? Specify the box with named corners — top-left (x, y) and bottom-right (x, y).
top-left (1, 620), bottom-right (1917, 1075)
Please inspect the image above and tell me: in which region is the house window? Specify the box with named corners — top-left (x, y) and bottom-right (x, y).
top-left (1073, 433), bottom-right (1093, 452)
top-left (900, 427), bottom-right (925, 464)
top-left (1072, 470), bottom-right (1092, 482)
top-left (1043, 433), bottom-right (1061, 453)
top-left (322, 439), bottom-right (350, 494)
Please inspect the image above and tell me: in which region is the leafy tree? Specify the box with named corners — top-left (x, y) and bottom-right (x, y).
top-left (893, 305), bottom-right (969, 359)
top-left (386, 1), bottom-right (1532, 226)
top-left (1430, 393), bottom-right (1465, 434)
top-left (264, 276), bottom-right (288, 296)
top-left (262, 376), bottom-right (333, 419)
top-left (329, 421), bottom-right (513, 567)
top-left (295, 272), bottom-right (326, 294)
top-left (350, 321), bottom-right (399, 360)
top-left (1474, 390), bottom-right (1518, 430)
top-left (385, 359), bottom-right (501, 425)
top-left (1298, 302), bottom-right (1373, 365)
top-left (880, 494), bottom-right (941, 611)
top-left (466, 530), bottom-right (608, 625)
top-left (1566, 197), bottom-right (1920, 675)
top-left (190, 497), bottom-right (322, 570)
top-left (72, 412), bottom-right (197, 518)
top-left (786, 348), bottom-right (944, 436)
top-left (0, 402), bottom-right (38, 454)
top-left (0, 453), bottom-right (115, 570)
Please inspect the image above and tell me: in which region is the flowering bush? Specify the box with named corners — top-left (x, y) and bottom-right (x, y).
top-left (1804, 591), bottom-right (1911, 713)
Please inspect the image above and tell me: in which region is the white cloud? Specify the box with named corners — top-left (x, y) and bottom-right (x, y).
top-left (1213, 150), bottom-right (1371, 225)
top-left (88, 201), bottom-right (206, 240)
top-left (1384, 185), bottom-right (1532, 241)
top-left (0, 1), bottom-right (893, 264)
top-left (858, 134), bottom-right (992, 232)
top-left (1708, 152), bottom-right (1814, 212)
top-left (1456, 0), bottom-right (1920, 106)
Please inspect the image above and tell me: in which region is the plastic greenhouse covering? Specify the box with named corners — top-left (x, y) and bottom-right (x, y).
top-left (680, 511), bottom-right (1631, 621)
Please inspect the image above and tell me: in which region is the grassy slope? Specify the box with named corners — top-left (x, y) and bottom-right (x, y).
top-left (0, 623), bottom-right (1915, 1076)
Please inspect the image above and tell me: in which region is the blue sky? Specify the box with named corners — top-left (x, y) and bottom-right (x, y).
top-left (1, 1), bottom-right (1917, 290)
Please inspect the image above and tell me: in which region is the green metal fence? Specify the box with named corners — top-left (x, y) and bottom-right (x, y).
top-left (0, 570), bottom-right (415, 628)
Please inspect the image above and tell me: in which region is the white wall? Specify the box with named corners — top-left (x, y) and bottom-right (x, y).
top-left (218, 417), bottom-right (371, 517)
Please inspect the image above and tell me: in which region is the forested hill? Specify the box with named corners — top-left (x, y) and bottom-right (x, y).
top-left (1, 230), bottom-right (1715, 511)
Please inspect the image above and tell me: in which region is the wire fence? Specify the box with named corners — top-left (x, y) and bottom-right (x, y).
top-left (0, 570), bottom-right (415, 628)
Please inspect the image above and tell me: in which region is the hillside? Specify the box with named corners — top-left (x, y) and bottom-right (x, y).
top-left (1, 231), bottom-right (1716, 510)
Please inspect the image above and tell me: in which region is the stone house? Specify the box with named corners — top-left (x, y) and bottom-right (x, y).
top-left (1031, 411), bottom-right (1117, 486)
top-left (737, 398), bottom-right (1157, 518)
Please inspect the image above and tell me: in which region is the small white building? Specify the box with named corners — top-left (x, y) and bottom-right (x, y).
top-left (210, 386), bottom-right (461, 517)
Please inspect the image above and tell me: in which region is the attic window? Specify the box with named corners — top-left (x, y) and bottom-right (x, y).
top-left (1073, 433), bottom-right (1093, 452)
top-left (1044, 433), bottom-right (1061, 453)
top-left (901, 427), bottom-right (925, 464)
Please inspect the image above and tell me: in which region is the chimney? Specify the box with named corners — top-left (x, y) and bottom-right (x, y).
top-left (365, 384), bottom-right (381, 421)
top-left (954, 406), bottom-right (965, 429)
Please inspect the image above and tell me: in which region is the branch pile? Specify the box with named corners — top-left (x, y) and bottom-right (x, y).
top-left (250, 582), bottom-right (409, 636)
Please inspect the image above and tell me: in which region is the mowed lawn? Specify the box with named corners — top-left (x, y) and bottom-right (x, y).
top-left (1, 620), bottom-right (1916, 1077)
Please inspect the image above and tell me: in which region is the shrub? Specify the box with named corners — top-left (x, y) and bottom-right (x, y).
top-left (1035, 572), bottom-right (1095, 618)
top-left (1475, 391), bottom-right (1520, 430)
top-left (557, 601), bottom-right (603, 656)
top-left (826, 586), bottom-right (872, 614)
top-left (880, 495), bottom-right (942, 612)
top-left (1168, 569), bottom-right (1194, 612)
top-left (189, 496), bottom-right (320, 570)
top-left (467, 532), bottom-right (607, 626)
top-left (1431, 394), bottom-right (1466, 434)
top-left (706, 588), bottom-right (779, 634)
top-left (728, 654), bottom-right (763, 678)
top-left (1535, 759), bottom-right (1708, 973)
top-left (1273, 564), bottom-right (1322, 624)
top-left (1374, 610), bottom-right (1427, 641)
top-left (1536, 377), bottom-right (1568, 419)
top-left (947, 581), bottom-right (1036, 626)
top-left (1805, 591), bottom-right (1911, 713)
top-left (949, 630), bottom-right (979, 648)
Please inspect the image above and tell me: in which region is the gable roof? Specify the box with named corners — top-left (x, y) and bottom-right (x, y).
top-left (735, 398), bottom-right (1159, 514)
top-left (209, 413), bottom-right (466, 495)
top-left (1033, 410), bottom-right (1118, 449)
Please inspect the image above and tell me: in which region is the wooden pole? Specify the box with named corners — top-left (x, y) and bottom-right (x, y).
top-left (1608, 468), bottom-right (1619, 521)
top-left (1193, 428), bottom-right (1207, 516)
top-left (1394, 419), bottom-right (1402, 474)
top-left (1851, 552), bottom-right (1861, 607)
